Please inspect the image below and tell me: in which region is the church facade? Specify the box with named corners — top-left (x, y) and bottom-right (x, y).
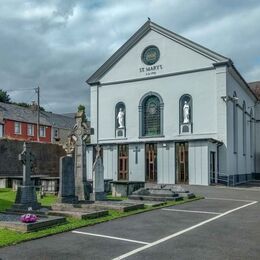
top-left (86, 21), bottom-right (260, 186)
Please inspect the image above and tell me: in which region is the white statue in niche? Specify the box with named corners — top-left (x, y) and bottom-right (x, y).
top-left (117, 108), bottom-right (125, 128)
top-left (183, 101), bottom-right (190, 123)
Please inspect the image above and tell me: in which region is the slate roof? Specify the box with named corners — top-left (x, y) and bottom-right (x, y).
top-left (248, 81), bottom-right (260, 100)
top-left (0, 102), bottom-right (75, 129)
top-left (42, 111), bottom-right (75, 129)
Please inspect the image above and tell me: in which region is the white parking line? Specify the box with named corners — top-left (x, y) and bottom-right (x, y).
top-left (113, 200), bottom-right (258, 260)
top-left (72, 230), bottom-right (150, 245)
top-left (205, 197), bottom-right (256, 203)
top-left (161, 208), bottom-right (221, 215)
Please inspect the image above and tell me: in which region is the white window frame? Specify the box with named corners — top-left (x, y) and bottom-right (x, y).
top-left (54, 128), bottom-right (59, 138)
top-left (0, 124), bottom-right (3, 138)
top-left (14, 122), bottom-right (21, 134)
top-left (27, 124), bottom-right (34, 136)
top-left (39, 126), bottom-right (46, 137)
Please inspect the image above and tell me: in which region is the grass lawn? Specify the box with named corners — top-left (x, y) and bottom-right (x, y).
top-left (0, 188), bottom-right (202, 248)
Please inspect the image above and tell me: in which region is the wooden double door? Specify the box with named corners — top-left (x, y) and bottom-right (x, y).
top-left (175, 142), bottom-right (189, 184)
top-left (118, 144), bottom-right (129, 180)
top-left (145, 143), bottom-right (157, 182)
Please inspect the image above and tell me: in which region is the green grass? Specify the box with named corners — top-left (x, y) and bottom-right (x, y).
top-left (0, 188), bottom-right (203, 248)
top-left (0, 189), bottom-right (57, 211)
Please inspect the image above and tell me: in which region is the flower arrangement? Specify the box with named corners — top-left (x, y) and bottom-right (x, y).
top-left (20, 214), bottom-right (38, 223)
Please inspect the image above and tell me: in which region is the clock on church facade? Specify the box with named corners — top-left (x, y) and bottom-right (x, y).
top-left (142, 45), bottom-right (160, 65)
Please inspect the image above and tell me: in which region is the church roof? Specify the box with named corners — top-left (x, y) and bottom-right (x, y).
top-left (248, 81), bottom-right (260, 100)
top-left (86, 20), bottom-right (230, 85)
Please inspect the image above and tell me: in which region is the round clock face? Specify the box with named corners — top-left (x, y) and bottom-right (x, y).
top-left (142, 45), bottom-right (160, 65)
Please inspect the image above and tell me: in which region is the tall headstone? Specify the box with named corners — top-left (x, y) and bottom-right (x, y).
top-left (91, 145), bottom-right (105, 201)
top-left (71, 111), bottom-right (93, 201)
top-left (58, 156), bottom-right (78, 203)
top-left (12, 142), bottom-right (41, 210)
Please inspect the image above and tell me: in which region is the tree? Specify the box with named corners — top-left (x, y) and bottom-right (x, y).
top-left (0, 89), bottom-right (10, 103)
top-left (78, 104), bottom-right (87, 122)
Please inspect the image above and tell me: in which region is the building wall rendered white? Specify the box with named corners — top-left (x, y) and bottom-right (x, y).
top-left (128, 143), bottom-right (145, 182)
top-left (103, 145), bottom-right (117, 180)
top-left (189, 141), bottom-right (209, 185)
top-left (226, 71), bottom-right (256, 178)
top-left (86, 146), bottom-right (93, 180)
top-left (101, 30), bottom-right (216, 84)
top-left (95, 70), bottom-right (217, 144)
top-left (157, 142), bottom-right (175, 184)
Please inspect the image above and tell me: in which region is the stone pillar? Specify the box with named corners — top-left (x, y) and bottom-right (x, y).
top-left (91, 145), bottom-right (105, 201)
top-left (58, 156), bottom-right (78, 203)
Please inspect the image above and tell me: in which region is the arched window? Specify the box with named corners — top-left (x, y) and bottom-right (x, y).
top-left (115, 102), bottom-right (126, 138)
top-left (179, 94), bottom-right (192, 134)
top-left (139, 92), bottom-right (164, 137)
top-left (233, 92), bottom-right (238, 153)
top-left (243, 101), bottom-right (246, 156)
top-left (250, 108), bottom-right (253, 157)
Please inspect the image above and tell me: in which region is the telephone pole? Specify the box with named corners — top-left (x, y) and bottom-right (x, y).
top-left (35, 86), bottom-right (40, 142)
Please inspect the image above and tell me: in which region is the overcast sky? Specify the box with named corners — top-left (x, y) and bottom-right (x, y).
top-left (1, 0), bottom-right (260, 114)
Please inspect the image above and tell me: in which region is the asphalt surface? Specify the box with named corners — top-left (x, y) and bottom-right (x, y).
top-left (0, 185), bottom-right (259, 260)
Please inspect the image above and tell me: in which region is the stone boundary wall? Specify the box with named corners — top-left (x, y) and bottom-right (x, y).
top-left (0, 139), bottom-right (66, 177)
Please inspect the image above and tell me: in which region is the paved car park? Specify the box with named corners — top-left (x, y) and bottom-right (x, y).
top-left (0, 185), bottom-right (259, 260)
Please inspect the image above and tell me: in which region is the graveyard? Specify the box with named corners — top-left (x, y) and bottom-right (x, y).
top-left (0, 187), bottom-right (200, 247)
top-left (0, 110), bottom-right (200, 248)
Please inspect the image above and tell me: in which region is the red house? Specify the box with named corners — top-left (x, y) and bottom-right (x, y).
top-left (0, 102), bottom-right (75, 144)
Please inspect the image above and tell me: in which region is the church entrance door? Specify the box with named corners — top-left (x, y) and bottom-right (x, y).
top-left (118, 144), bottom-right (128, 180)
top-left (145, 143), bottom-right (157, 182)
top-left (175, 142), bottom-right (189, 184)
top-left (210, 151), bottom-right (216, 184)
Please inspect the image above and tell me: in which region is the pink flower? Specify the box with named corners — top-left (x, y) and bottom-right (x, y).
top-left (20, 214), bottom-right (38, 223)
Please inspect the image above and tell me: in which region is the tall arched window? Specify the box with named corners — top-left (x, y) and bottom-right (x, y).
top-left (233, 92), bottom-right (238, 153)
top-left (115, 102), bottom-right (126, 138)
top-left (139, 92), bottom-right (164, 137)
top-left (243, 101), bottom-right (246, 156)
top-left (179, 94), bottom-right (192, 134)
top-left (250, 108), bottom-right (253, 158)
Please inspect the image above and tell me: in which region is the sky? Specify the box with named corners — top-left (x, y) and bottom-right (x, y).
top-left (1, 0), bottom-right (260, 115)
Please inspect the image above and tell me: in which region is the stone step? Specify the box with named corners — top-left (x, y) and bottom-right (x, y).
top-left (125, 200), bottom-right (166, 207)
top-left (180, 192), bottom-right (196, 199)
top-left (128, 195), bottom-right (184, 202)
top-left (49, 209), bottom-right (108, 220)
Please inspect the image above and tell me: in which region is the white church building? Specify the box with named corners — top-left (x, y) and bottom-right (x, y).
top-left (86, 20), bottom-right (260, 186)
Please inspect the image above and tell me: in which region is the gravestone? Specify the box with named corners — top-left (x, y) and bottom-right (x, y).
top-left (91, 145), bottom-right (105, 201)
top-left (70, 111), bottom-right (93, 201)
top-left (12, 142), bottom-right (41, 210)
top-left (58, 156), bottom-right (78, 203)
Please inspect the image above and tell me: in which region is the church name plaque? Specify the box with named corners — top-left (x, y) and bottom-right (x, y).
top-left (139, 64), bottom-right (163, 76)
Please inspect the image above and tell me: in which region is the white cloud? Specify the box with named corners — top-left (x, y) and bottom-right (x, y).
top-left (0, 0), bottom-right (259, 114)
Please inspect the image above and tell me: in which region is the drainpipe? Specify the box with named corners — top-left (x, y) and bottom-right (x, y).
top-left (217, 142), bottom-right (223, 184)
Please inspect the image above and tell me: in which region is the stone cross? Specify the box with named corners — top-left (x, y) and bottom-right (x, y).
top-left (133, 146), bottom-right (140, 164)
top-left (18, 142), bottom-right (36, 186)
top-left (63, 137), bottom-right (75, 156)
top-left (70, 111), bottom-right (93, 201)
top-left (12, 142), bottom-right (41, 211)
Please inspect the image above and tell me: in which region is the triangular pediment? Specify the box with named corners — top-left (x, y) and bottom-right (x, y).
top-left (87, 21), bottom-right (230, 85)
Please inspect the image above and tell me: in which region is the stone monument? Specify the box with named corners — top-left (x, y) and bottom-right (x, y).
top-left (70, 111), bottom-right (93, 201)
top-left (12, 142), bottom-right (41, 210)
top-left (58, 156), bottom-right (78, 203)
top-left (91, 145), bottom-right (105, 201)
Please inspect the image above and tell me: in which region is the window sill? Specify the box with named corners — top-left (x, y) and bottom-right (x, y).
top-left (139, 135), bottom-right (165, 139)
